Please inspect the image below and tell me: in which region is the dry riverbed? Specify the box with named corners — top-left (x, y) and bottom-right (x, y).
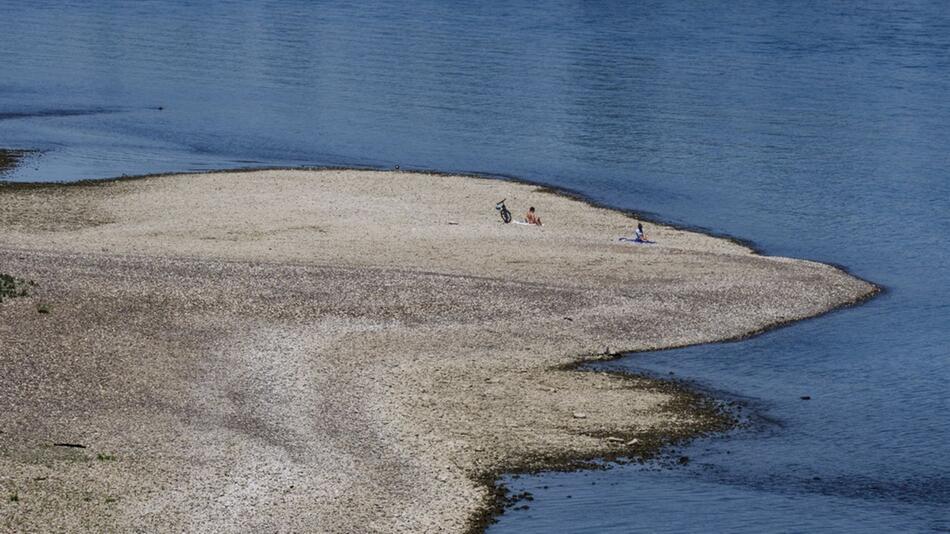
top-left (0, 170), bottom-right (876, 532)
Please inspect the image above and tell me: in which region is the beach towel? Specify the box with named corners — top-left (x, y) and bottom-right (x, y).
top-left (619, 237), bottom-right (655, 244)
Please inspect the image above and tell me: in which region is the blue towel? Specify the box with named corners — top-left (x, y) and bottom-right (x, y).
top-left (619, 237), bottom-right (656, 244)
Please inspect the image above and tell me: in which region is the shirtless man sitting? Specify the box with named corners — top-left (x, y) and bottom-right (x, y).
top-left (524, 206), bottom-right (543, 226)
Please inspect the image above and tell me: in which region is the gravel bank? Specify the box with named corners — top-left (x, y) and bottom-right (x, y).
top-left (0, 170), bottom-right (876, 532)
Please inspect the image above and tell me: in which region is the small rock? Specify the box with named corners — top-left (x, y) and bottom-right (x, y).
top-left (437, 474), bottom-right (448, 482)
top-left (572, 412), bottom-right (587, 419)
top-left (800, 396), bottom-right (811, 400)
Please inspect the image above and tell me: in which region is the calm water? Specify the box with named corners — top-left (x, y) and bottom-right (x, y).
top-left (2, 1), bottom-right (948, 532)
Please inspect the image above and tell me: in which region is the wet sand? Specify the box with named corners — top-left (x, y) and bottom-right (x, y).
top-left (0, 170), bottom-right (875, 532)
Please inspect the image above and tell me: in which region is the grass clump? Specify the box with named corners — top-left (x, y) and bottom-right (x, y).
top-left (96, 453), bottom-right (115, 462)
top-left (8, 492), bottom-right (18, 503)
top-left (0, 274), bottom-right (32, 303)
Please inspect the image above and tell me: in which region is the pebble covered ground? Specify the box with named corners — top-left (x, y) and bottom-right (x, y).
top-left (0, 170), bottom-right (875, 532)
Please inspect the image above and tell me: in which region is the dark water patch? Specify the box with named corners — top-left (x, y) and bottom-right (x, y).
top-left (0, 149), bottom-right (35, 175)
top-left (0, 107), bottom-right (127, 121)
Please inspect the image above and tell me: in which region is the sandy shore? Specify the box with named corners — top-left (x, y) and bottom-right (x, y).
top-left (0, 170), bottom-right (875, 532)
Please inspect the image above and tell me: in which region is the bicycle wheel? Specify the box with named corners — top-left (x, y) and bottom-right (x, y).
top-left (501, 207), bottom-right (512, 223)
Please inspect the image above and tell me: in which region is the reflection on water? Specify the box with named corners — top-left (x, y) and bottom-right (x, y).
top-left (2, 0), bottom-right (948, 532)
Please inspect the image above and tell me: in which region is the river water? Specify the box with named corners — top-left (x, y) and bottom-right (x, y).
top-left (2, 1), bottom-right (947, 532)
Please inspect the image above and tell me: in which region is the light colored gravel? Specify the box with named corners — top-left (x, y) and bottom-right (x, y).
top-left (0, 170), bottom-right (875, 532)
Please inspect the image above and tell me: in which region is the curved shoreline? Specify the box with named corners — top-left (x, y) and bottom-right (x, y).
top-left (0, 169), bottom-right (877, 532)
top-left (1, 163), bottom-right (883, 304)
top-left (0, 159), bottom-right (888, 290)
top-left (0, 162), bottom-right (786, 254)
top-left (470, 250), bottom-right (879, 532)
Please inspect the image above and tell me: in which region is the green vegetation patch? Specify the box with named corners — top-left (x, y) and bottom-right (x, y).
top-left (0, 274), bottom-right (33, 303)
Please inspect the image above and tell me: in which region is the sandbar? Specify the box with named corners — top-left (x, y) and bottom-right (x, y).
top-left (0, 170), bottom-right (876, 532)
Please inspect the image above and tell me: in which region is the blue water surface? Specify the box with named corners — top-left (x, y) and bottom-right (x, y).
top-left (1, 1), bottom-right (947, 532)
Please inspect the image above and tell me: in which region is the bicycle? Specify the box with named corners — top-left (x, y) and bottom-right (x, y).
top-left (495, 199), bottom-right (512, 224)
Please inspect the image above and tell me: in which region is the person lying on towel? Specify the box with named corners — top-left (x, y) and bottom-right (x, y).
top-left (619, 223), bottom-right (655, 244)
